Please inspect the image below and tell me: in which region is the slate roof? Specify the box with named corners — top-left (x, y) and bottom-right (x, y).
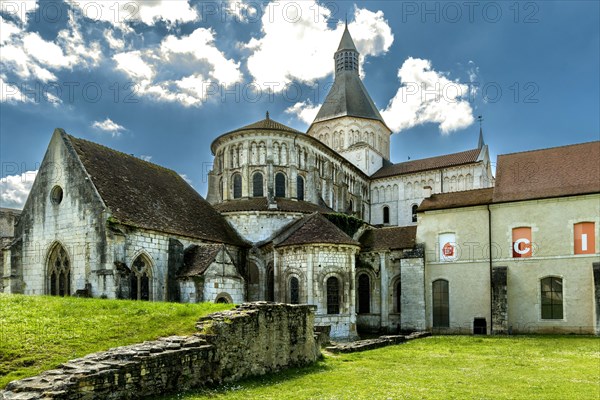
top-left (178, 244), bottom-right (222, 278)
top-left (418, 188), bottom-right (494, 212)
top-left (0, 208), bottom-right (21, 215)
top-left (223, 116), bottom-right (303, 135)
top-left (272, 213), bottom-right (360, 248)
top-left (371, 148), bottom-right (482, 179)
top-left (493, 141), bottom-right (600, 203)
top-left (312, 71), bottom-right (386, 125)
top-left (214, 198), bottom-right (332, 214)
top-left (63, 131), bottom-right (245, 246)
top-left (359, 225), bottom-right (417, 252)
top-left (337, 24), bottom-right (358, 51)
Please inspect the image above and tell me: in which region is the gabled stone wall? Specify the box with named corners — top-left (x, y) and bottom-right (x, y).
top-left (1, 303), bottom-right (320, 400)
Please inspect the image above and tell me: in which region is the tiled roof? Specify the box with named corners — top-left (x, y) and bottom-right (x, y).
top-left (224, 117), bottom-right (303, 135)
top-left (493, 141), bottom-right (600, 202)
top-left (359, 225), bottom-right (417, 252)
top-left (64, 131), bottom-right (245, 246)
top-left (418, 188), bottom-right (494, 212)
top-left (273, 213), bottom-right (360, 247)
top-left (178, 244), bottom-right (222, 278)
top-left (371, 149), bottom-right (481, 179)
top-left (214, 198), bottom-right (333, 214)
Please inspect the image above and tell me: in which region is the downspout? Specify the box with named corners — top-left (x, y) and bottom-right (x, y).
top-left (488, 204), bottom-right (493, 335)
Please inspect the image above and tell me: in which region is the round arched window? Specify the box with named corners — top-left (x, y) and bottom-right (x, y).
top-left (50, 186), bottom-right (63, 205)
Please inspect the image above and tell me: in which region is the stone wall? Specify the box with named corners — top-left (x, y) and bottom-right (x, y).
top-left (1, 303), bottom-right (320, 400)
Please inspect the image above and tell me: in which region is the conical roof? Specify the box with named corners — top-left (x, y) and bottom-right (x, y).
top-left (311, 25), bottom-right (386, 126)
top-left (337, 25), bottom-right (358, 52)
top-left (312, 71), bottom-right (385, 124)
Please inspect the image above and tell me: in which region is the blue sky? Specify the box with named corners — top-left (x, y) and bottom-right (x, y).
top-left (1, 1), bottom-right (599, 208)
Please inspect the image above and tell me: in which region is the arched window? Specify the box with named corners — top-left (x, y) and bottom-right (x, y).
top-left (348, 199), bottom-right (354, 213)
top-left (48, 244), bottom-right (70, 296)
top-left (130, 255), bottom-right (151, 301)
top-left (290, 277), bottom-right (299, 304)
top-left (326, 276), bottom-right (340, 314)
top-left (219, 178), bottom-right (223, 200)
top-left (412, 204), bottom-right (418, 223)
top-left (296, 176), bottom-right (304, 201)
top-left (275, 173), bottom-right (286, 197)
top-left (252, 172), bottom-right (264, 197)
top-left (383, 206), bottom-right (390, 224)
top-left (357, 274), bottom-right (370, 314)
top-left (232, 173), bottom-right (242, 199)
top-left (432, 279), bottom-right (449, 328)
top-left (266, 266), bottom-right (275, 302)
top-left (541, 277), bottom-right (563, 319)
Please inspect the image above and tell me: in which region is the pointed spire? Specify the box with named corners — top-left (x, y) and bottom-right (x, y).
top-left (337, 22), bottom-right (358, 52)
top-left (477, 116), bottom-right (485, 149)
top-left (266, 111), bottom-right (270, 120)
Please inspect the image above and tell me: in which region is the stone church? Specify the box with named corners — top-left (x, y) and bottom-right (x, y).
top-left (2, 27), bottom-right (599, 338)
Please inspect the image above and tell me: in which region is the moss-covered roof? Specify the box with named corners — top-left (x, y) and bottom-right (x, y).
top-left (272, 212), bottom-right (360, 248)
top-left (214, 198), bottom-right (332, 214)
top-left (63, 131), bottom-right (245, 246)
top-left (359, 226), bottom-right (417, 252)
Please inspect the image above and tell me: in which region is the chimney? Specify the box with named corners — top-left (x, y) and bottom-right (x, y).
top-left (423, 185), bottom-right (433, 198)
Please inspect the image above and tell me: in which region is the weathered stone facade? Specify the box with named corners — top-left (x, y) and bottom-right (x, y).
top-left (0, 208), bottom-right (20, 293)
top-left (1, 303), bottom-right (320, 399)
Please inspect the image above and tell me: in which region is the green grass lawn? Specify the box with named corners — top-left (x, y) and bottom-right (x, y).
top-left (163, 335), bottom-right (600, 400)
top-left (0, 294), bottom-right (232, 388)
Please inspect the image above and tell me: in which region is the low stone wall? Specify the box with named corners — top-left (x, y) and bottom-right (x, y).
top-left (1, 303), bottom-right (320, 400)
top-left (325, 331), bottom-right (431, 354)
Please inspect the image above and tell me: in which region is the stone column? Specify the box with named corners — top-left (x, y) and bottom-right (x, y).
top-left (379, 252), bottom-right (389, 331)
top-left (307, 250), bottom-right (314, 307)
top-left (273, 249), bottom-right (279, 302)
top-left (491, 266), bottom-right (508, 334)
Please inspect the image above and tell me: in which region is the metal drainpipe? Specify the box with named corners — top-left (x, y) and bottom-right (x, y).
top-left (488, 204), bottom-right (493, 335)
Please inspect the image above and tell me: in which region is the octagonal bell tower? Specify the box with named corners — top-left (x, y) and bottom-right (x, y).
top-left (307, 23), bottom-right (391, 176)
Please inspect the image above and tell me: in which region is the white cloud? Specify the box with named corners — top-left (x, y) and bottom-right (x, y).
top-left (161, 28), bottom-right (242, 86)
top-left (381, 57), bottom-right (475, 134)
top-left (23, 32), bottom-right (69, 68)
top-left (109, 28), bottom-right (243, 107)
top-left (0, 11), bottom-right (101, 84)
top-left (57, 11), bottom-right (102, 68)
top-left (245, 2), bottom-right (393, 91)
top-left (223, 0), bottom-right (259, 23)
top-left (104, 28), bottom-right (125, 50)
top-left (349, 8), bottom-right (394, 61)
top-left (0, 170), bottom-right (37, 209)
top-left (139, 155), bottom-right (152, 162)
top-left (285, 100), bottom-right (321, 125)
top-left (92, 118), bottom-right (126, 136)
top-left (113, 51), bottom-right (154, 80)
top-left (0, 15), bottom-right (21, 45)
top-left (70, 1), bottom-right (198, 27)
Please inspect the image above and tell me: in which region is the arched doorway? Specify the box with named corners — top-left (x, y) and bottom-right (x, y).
top-left (47, 243), bottom-right (70, 296)
top-left (357, 273), bottom-right (370, 314)
top-left (130, 254), bottom-right (152, 301)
